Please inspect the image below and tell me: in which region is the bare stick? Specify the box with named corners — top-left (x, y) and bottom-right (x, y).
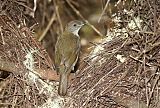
top-left (38, 13), bottom-right (56, 41)
top-left (98, 0), bottom-right (110, 23)
top-left (53, 0), bottom-right (63, 34)
top-left (129, 55), bottom-right (151, 67)
top-left (66, 0), bottom-right (103, 37)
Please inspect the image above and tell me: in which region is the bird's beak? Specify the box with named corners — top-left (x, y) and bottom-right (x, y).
top-left (81, 22), bottom-right (85, 26)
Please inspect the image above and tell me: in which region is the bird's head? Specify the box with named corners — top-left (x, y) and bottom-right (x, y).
top-left (65, 20), bottom-right (84, 36)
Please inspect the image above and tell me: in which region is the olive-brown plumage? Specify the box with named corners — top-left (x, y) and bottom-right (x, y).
top-left (55, 20), bottom-right (84, 96)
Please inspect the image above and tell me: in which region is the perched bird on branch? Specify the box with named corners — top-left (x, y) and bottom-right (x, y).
top-left (55, 20), bottom-right (84, 96)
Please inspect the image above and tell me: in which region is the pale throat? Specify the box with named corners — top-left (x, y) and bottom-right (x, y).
top-left (71, 28), bottom-right (81, 36)
top-left (65, 25), bottom-right (82, 37)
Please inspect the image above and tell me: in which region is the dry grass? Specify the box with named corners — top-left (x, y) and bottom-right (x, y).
top-left (0, 0), bottom-right (160, 108)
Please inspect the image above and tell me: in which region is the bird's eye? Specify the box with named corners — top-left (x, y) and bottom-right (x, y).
top-left (73, 24), bottom-right (77, 27)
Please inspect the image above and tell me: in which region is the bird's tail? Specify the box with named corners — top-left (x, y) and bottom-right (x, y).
top-left (58, 67), bottom-right (70, 96)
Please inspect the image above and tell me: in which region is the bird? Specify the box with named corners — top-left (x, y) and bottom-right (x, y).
top-left (54, 20), bottom-right (84, 96)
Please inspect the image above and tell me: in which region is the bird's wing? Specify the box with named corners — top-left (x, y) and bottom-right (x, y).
top-left (55, 32), bottom-right (80, 73)
top-left (62, 34), bottom-right (80, 71)
top-left (54, 36), bottom-right (63, 72)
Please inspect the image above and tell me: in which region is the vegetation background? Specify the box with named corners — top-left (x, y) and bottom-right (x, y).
top-left (0, 0), bottom-right (160, 108)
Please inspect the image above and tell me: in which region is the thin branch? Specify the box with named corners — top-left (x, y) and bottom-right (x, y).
top-left (100, 64), bottom-right (129, 95)
top-left (65, 0), bottom-right (103, 37)
top-left (98, 0), bottom-right (110, 23)
top-left (129, 55), bottom-right (151, 67)
top-left (53, 0), bottom-right (63, 34)
top-left (38, 13), bottom-right (56, 41)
